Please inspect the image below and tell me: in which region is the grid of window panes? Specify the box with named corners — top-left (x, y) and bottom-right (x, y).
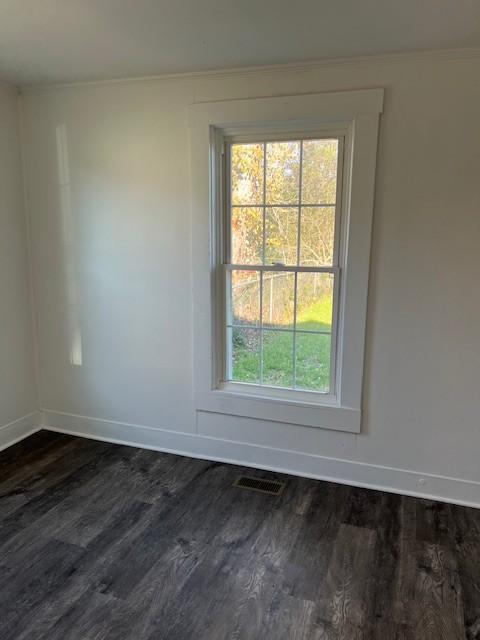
top-left (226, 138), bottom-right (340, 393)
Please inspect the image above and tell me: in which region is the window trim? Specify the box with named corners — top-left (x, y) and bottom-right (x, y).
top-left (189, 89), bottom-right (384, 433)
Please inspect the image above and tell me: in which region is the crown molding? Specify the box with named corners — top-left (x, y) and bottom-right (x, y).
top-left (18, 46), bottom-right (480, 94)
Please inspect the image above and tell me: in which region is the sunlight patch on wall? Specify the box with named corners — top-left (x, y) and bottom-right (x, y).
top-left (56, 123), bottom-right (83, 367)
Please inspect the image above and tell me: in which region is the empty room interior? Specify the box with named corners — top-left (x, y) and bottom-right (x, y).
top-left (1, 1), bottom-right (480, 638)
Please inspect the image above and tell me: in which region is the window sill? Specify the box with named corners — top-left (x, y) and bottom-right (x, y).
top-left (195, 389), bottom-right (361, 433)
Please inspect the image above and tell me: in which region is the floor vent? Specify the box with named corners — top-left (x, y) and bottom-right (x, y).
top-left (233, 475), bottom-right (286, 496)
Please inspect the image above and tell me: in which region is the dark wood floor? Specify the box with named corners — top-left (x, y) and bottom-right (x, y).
top-left (0, 431), bottom-right (479, 639)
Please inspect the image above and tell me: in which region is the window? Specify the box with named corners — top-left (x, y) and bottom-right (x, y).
top-left (189, 89), bottom-right (383, 432)
top-left (225, 137), bottom-right (342, 399)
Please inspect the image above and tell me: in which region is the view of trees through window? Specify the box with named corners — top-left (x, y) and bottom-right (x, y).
top-left (226, 138), bottom-right (339, 392)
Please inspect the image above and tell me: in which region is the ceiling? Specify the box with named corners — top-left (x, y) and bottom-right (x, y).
top-left (1, 0), bottom-right (479, 86)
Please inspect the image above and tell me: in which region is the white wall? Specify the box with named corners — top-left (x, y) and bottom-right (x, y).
top-left (21, 51), bottom-right (480, 505)
top-left (0, 82), bottom-right (39, 446)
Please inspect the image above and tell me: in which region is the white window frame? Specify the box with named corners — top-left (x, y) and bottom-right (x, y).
top-left (222, 131), bottom-right (343, 401)
top-left (189, 89), bottom-right (383, 433)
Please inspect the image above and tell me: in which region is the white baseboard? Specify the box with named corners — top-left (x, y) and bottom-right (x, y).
top-left (42, 409), bottom-right (480, 509)
top-left (0, 411), bottom-right (42, 452)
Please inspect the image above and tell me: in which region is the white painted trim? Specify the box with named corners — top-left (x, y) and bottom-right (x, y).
top-left (189, 89), bottom-right (382, 432)
top-left (19, 46), bottom-right (480, 93)
top-left (0, 411), bottom-right (42, 452)
top-left (195, 391), bottom-right (361, 432)
top-left (43, 409), bottom-right (480, 509)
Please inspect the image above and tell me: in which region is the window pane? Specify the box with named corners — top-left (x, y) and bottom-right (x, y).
top-left (266, 141), bottom-right (300, 205)
top-left (231, 144), bottom-right (264, 205)
top-left (227, 138), bottom-right (340, 395)
top-left (299, 207), bottom-right (335, 266)
top-left (231, 270), bottom-right (260, 326)
top-left (231, 207), bottom-right (263, 264)
top-left (265, 207), bottom-right (298, 266)
top-left (263, 330), bottom-right (294, 388)
top-left (301, 139), bottom-right (338, 205)
top-left (296, 273), bottom-right (333, 332)
top-left (262, 272), bottom-right (294, 328)
top-left (295, 333), bottom-right (331, 392)
top-left (231, 327), bottom-right (260, 383)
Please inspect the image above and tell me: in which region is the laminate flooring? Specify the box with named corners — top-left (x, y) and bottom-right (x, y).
top-left (1, 431), bottom-right (479, 639)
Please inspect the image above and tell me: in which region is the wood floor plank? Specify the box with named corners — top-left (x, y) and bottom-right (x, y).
top-left (154, 541), bottom-right (242, 640)
top-left (121, 537), bottom-right (211, 639)
top-left (0, 538), bottom-right (85, 640)
top-left (11, 499), bottom-right (157, 640)
top-left (0, 436), bottom-right (96, 520)
top-left (0, 440), bottom-right (125, 550)
top-left (392, 496), bottom-right (418, 629)
top-left (285, 481), bottom-right (346, 601)
top-left (168, 505), bottom-right (306, 640)
top-left (25, 448), bottom-right (166, 548)
top-left (315, 523), bottom-right (377, 639)
top-left (451, 504), bottom-right (480, 639)
top-left (369, 493), bottom-right (401, 634)
top-left (343, 484), bottom-right (383, 530)
top-left (0, 431), bottom-right (67, 472)
top-left (0, 432), bottom-right (478, 640)
top-left (40, 591), bottom-right (136, 640)
top-left (257, 594), bottom-right (318, 640)
top-left (415, 498), bottom-right (453, 545)
top-left (96, 460), bottom-right (224, 599)
top-left (412, 542), bottom-right (466, 639)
